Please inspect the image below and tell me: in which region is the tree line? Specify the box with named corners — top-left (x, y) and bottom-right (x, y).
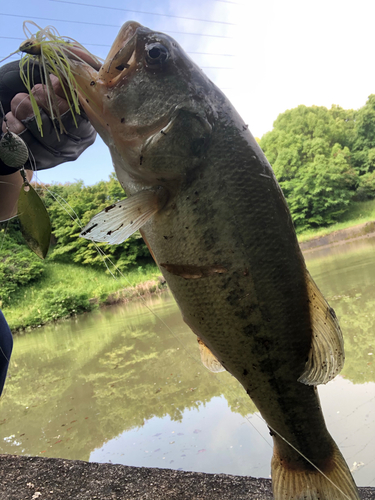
top-left (1, 94), bottom-right (375, 305)
top-left (259, 94), bottom-right (375, 230)
top-left (0, 174), bottom-right (151, 305)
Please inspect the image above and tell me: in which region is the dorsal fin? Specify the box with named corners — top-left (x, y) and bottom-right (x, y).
top-left (298, 271), bottom-right (344, 386)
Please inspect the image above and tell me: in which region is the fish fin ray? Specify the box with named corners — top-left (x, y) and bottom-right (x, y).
top-left (80, 187), bottom-right (167, 245)
top-left (298, 271), bottom-right (344, 385)
top-left (197, 338), bottom-right (225, 373)
top-left (272, 441), bottom-right (360, 500)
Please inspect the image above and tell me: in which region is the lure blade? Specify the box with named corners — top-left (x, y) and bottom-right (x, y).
top-left (0, 131), bottom-right (29, 168)
top-left (18, 183), bottom-right (51, 259)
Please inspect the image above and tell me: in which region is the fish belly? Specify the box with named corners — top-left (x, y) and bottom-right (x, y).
top-left (138, 127), bottom-right (359, 500)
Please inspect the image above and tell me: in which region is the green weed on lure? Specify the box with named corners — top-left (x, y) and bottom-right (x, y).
top-left (0, 125), bottom-right (51, 259)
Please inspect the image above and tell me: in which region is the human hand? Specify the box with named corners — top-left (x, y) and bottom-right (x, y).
top-left (0, 59), bottom-right (97, 174)
top-left (2, 73), bottom-right (71, 135)
top-left (0, 56), bottom-right (98, 221)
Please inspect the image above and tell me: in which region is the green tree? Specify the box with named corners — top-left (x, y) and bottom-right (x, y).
top-left (0, 228), bottom-right (44, 306)
top-left (0, 175), bottom-right (152, 306)
top-left (39, 174), bottom-right (151, 271)
top-left (260, 105), bottom-right (357, 230)
top-left (351, 95), bottom-right (375, 199)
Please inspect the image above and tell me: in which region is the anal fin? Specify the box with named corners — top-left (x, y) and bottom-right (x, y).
top-left (298, 271), bottom-right (344, 385)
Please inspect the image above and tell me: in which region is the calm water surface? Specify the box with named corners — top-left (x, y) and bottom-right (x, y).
top-left (1, 238), bottom-right (374, 486)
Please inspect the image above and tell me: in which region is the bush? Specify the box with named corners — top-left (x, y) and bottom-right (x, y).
top-left (260, 105), bottom-right (357, 230)
top-left (0, 235), bottom-right (44, 306)
top-left (23, 289), bottom-right (95, 327)
top-left (354, 171), bottom-right (375, 200)
top-left (39, 289), bottom-right (94, 322)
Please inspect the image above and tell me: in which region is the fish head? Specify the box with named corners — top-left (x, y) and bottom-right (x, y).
top-left (69, 21), bottom-right (217, 191)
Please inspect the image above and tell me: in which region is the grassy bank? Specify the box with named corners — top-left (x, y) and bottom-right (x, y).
top-left (297, 199), bottom-right (375, 243)
top-left (6, 200), bottom-right (375, 332)
top-left (3, 262), bottom-right (163, 332)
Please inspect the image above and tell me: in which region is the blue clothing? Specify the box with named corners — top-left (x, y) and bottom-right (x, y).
top-left (0, 309), bottom-right (12, 396)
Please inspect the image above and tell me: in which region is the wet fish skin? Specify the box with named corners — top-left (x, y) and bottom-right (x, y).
top-left (69, 22), bottom-right (359, 499)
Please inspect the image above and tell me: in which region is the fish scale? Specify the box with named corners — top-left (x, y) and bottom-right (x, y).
top-left (141, 134), bottom-right (321, 455)
top-left (68, 21), bottom-right (359, 499)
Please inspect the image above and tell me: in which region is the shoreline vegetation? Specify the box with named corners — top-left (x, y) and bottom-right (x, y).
top-left (3, 263), bottom-right (167, 333)
top-left (297, 198), bottom-right (375, 243)
top-left (3, 198), bottom-right (375, 333)
top-left (4, 96), bottom-right (375, 331)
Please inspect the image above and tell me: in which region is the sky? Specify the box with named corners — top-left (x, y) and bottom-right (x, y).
top-left (1, 0), bottom-right (375, 185)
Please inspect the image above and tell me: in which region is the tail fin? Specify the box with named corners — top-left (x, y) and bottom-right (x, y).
top-left (271, 441), bottom-right (360, 500)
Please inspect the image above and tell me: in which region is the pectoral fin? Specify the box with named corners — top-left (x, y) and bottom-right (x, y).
top-left (197, 338), bottom-right (225, 373)
top-left (80, 186), bottom-right (168, 245)
top-left (298, 271), bottom-right (344, 385)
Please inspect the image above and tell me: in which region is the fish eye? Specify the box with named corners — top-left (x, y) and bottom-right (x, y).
top-left (145, 43), bottom-right (169, 66)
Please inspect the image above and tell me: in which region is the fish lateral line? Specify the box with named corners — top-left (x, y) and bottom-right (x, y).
top-left (160, 263), bottom-right (228, 279)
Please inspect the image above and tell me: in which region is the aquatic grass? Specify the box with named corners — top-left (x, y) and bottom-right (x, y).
top-left (3, 261), bottom-right (161, 331)
top-left (297, 199), bottom-right (375, 243)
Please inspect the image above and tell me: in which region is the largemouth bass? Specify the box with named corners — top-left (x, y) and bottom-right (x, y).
top-left (68, 21), bottom-right (359, 500)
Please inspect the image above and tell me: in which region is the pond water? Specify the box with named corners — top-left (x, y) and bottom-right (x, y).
top-left (1, 237), bottom-right (374, 486)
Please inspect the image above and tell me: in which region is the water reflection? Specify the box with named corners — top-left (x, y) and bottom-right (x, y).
top-left (90, 398), bottom-right (271, 477)
top-left (307, 239), bottom-right (375, 385)
top-left (1, 238), bottom-right (375, 486)
top-left (0, 294), bottom-right (261, 471)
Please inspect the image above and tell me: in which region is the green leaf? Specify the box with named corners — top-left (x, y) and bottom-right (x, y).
top-left (18, 183), bottom-right (51, 259)
top-left (259, 104), bottom-right (357, 229)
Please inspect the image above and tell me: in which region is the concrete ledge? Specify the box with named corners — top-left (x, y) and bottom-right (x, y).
top-left (300, 221), bottom-right (375, 253)
top-left (1, 455), bottom-right (374, 499)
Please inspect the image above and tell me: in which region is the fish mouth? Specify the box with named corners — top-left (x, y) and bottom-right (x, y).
top-left (62, 21), bottom-right (142, 136)
top-left (98, 20), bottom-right (142, 87)
top-left (65, 21), bottom-right (142, 124)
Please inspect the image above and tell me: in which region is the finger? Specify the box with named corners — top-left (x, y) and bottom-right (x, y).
top-left (10, 92), bottom-right (35, 121)
top-left (9, 79), bottom-right (71, 123)
top-left (1, 111), bottom-right (26, 134)
top-left (31, 83), bottom-right (70, 115)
